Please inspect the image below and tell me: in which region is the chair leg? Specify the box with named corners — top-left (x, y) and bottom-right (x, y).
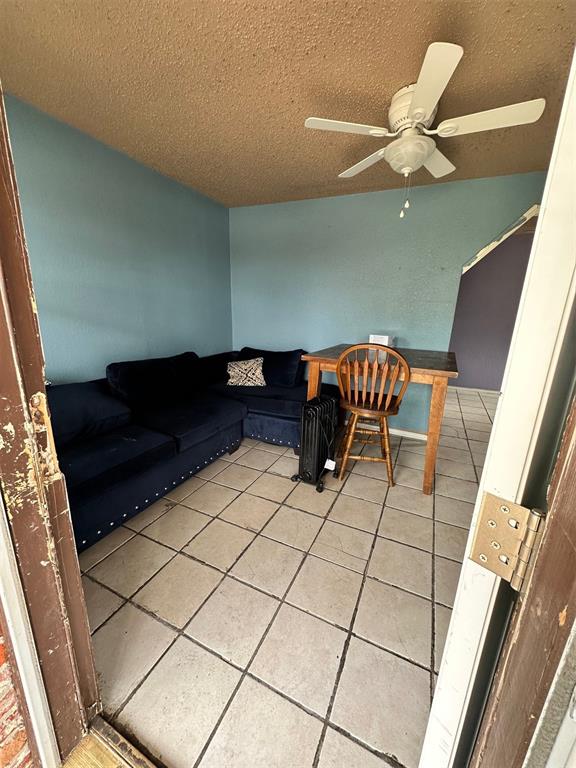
top-left (381, 417), bottom-right (394, 486)
top-left (339, 413), bottom-right (358, 480)
top-left (336, 422), bottom-right (349, 460)
top-left (379, 416), bottom-right (387, 459)
top-left (336, 418), bottom-right (352, 468)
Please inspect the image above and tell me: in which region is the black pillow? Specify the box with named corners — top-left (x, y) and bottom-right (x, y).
top-left (47, 380), bottom-right (132, 447)
top-left (195, 351), bottom-right (237, 386)
top-left (238, 347), bottom-right (306, 388)
top-left (106, 352), bottom-right (199, 405)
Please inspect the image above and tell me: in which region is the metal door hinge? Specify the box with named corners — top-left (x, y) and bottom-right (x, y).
top-left (470, 492), bottom-right (545, 592)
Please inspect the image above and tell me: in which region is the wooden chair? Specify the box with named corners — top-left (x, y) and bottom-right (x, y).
top-left (335, 344), bottom-right (411, 485)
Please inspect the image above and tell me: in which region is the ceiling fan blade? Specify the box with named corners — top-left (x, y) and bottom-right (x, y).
top-left (436, 98), bottom-right (546, 137)
top-left (423, 148), bottom-right (456, 178)
top-left (338, 147), bottom-right (387, 178)
top-left (408, 42), bottom-right (464, 122)
top-left (305, 117), bottom-right (393, 137)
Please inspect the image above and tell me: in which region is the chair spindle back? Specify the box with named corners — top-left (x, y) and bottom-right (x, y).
top-left (336, 344), bottom-right (411, 411)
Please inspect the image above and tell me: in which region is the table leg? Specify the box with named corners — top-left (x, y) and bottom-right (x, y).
top-left (306, 362), bottom-right (322, 400)
top-left (423, 376), bottom-right (448, 495)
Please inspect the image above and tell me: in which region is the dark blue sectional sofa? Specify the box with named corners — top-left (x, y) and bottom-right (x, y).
top-left (47, 348), bottom-right (337, 550)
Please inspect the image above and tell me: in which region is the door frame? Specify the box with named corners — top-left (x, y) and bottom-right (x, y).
top-left (419, 48), bottom-right (576, 768)
top-left (0, 83), bottom-right (99, 760)
top-left (469, 394), bottom-right (576, 766)
top-left (0, 492), bottom-right (60, 767)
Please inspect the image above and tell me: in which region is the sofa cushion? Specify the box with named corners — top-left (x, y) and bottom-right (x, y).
top-left (238, 347), bottom-right (306, 388)
top-left (106, 351), bottom-right (199, 405)
top-left (212, 382), bottom-right (306, 419)
top-left (47, 380), bottom-right (132, 448)
top-left (60, 424), bottom-right (175, 496)
top-left (136, 395), bottom-right (247, 453)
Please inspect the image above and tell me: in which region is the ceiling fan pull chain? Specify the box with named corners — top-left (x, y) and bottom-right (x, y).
top-left (399, 171), bottom-right (411, 218)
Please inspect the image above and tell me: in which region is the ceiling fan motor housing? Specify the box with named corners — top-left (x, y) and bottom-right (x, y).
top-left (388, 84), bottom-right (438, 132)
top-left (384, 132), bottom-right (436, 174)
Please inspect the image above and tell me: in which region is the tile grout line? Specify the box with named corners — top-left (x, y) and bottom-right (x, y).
top-left (106, 487), bottom-right (289, 723)
top-left (85, 435), bottom-right (460, 630)
top-left (83, 456), bottom-right (278, 575)
top-left (189, 469), bottom-right (349, 768)
top-left (87, 507), bottom-right (456, 636)
top-left (82, 471), bottom-right (281, 651)
top-left (87, 435), bottom-right (455, 635)
top-left (92, 450), bottom-right (329, 738)
top-left (85, 420), bottom-right (486, 766)
top-left (458, 389), bottom-right (487, 486)
top-left (185, 437), bottom-right (400, 766)
top-left (311, 481), bottom-right (392, 768)
top-left (85, 441), bottom-right (422, 580)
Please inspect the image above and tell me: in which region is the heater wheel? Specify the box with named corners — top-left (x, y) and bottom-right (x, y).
top-left (316, 480), bottom-right (325, 493)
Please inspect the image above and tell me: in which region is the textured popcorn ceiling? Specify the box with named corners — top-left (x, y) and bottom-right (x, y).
top-left (0, 1), bottom-right (574, 206)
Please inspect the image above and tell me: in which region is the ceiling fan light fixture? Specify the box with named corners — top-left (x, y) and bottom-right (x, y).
top-left (384, 134), bottom-right (436, 174)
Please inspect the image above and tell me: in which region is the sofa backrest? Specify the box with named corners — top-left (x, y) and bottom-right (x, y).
top-left (195, 351), bottom-right (237, 385)
top-left (237, 347), bottom-right (307, 388)
top-left (47, 380), bottom-right (132, 448)
top-left (106, 351), bottom-right (199, 405)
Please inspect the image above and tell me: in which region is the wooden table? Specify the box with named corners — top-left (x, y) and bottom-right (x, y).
top-left (302, 344), bottom-right (458, 495)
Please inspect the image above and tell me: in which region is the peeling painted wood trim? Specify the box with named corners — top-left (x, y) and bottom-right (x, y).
top-left (462, 204), bottom-right (540, 275)
top-left (0, 494), bottom-right (60, 768)
top-left (0, 83), bottom-right (97, 757)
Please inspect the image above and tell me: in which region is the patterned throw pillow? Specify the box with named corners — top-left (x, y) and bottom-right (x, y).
top-left (227, 357), bottom-right (266, 386)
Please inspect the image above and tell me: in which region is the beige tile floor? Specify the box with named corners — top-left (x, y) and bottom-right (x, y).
top-left (81, 386), bottom-right (497, 768)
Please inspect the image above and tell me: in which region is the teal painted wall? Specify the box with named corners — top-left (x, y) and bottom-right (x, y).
top-left (229, 173), bottom-right (546, 432)
top-left (5, 94), bottom-right (546, 433)
top-left (5, 97), bottom-right (232, 383)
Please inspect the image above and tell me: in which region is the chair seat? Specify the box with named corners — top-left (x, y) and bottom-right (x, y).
top-left (341, 396), bottom-right (399, 418)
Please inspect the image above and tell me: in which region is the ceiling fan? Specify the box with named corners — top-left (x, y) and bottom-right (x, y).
top-left (305, 42), bottom-right (546, 182)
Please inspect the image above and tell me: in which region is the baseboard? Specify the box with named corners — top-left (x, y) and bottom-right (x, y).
top-left (355, 420), bottom-right (427, 442)
top-left (389, 427), bottom-right (427, 441)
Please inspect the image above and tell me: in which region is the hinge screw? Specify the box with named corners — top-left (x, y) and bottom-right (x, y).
top-left (491, 541), bottom-right (501, 550)
top-left (479, 554), bottom-right (488, 563)
top-left (488, 519), bottom-right (496, 528)
top-left (501, 505), bottom-right (510, 514)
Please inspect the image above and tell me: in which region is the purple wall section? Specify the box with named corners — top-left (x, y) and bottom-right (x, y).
top-left (449, 232), bottom-right (533, 391)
